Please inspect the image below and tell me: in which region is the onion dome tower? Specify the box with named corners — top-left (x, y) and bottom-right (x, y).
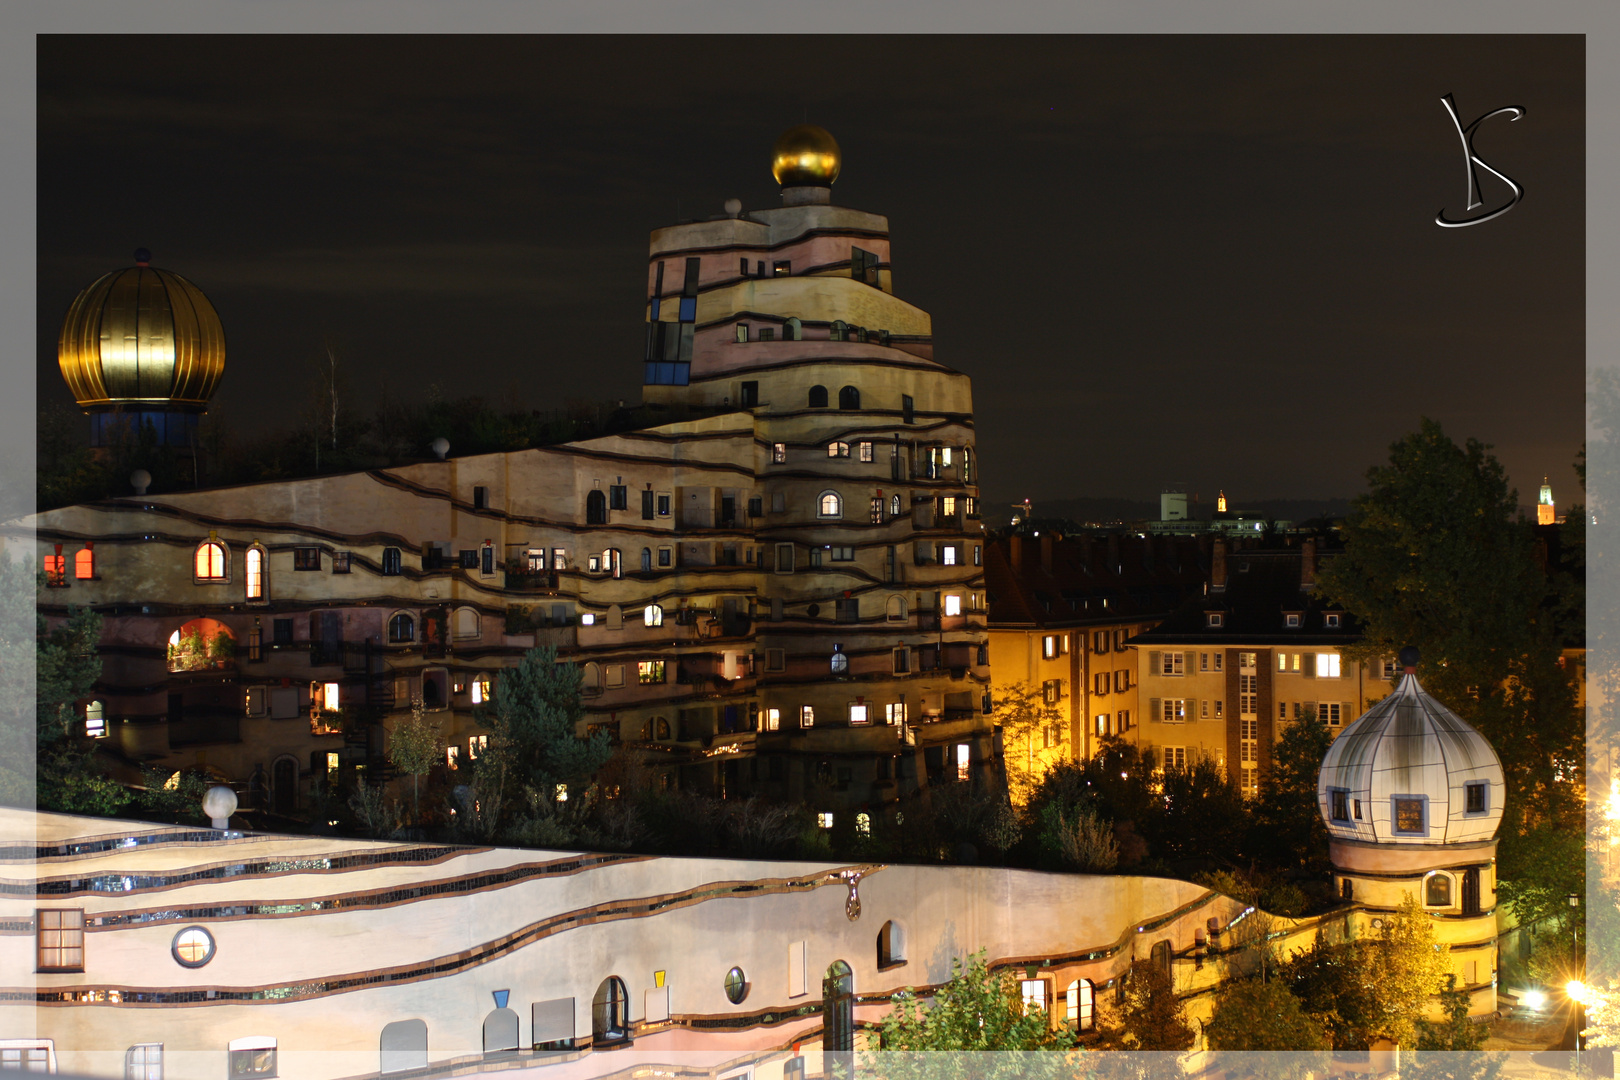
top-left (1317, 646), bottom-right (1502, 1015)
top-left (58, 248), bottom-right (226, 448)
top-left (771, 124), bottom-right (841, 206)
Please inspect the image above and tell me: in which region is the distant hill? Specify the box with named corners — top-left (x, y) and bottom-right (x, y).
top-left (996, 496), bottom-right (1354, 527)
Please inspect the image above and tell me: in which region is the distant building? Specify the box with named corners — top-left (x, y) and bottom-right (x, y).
top-left (984, 531), bottom-right (1208, 776)
top-left (14, 126), bottom-right (993, 821)
top-left (1538, 475), bottom-right (1557, 525)
top-left (1128, 537), bottom-right (1373, 796)
top-left (1146, 488), bottom-right (1290, 536)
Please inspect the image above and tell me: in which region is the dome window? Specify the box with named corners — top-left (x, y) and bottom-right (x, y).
top-left (1464, 782), bottom-right (1488, 815)
top-left (1328, 788), bottom-right (1351, 823)
top-left (1391, 795), bottom-right (1427, 836)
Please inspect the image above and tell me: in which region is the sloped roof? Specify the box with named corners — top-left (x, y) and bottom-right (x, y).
top-left (985, 533), bottom-right (1209, 629)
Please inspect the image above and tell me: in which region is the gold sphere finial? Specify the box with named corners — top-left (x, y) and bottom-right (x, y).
top-left (771, 124), bottom-right (841, 187)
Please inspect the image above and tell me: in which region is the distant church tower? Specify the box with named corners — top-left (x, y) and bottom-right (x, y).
top-left (58, 248), bottom-right (227, 449)
top-left (1538, 476), bottom-right (1557, 525)
top-left (1317, 646), bottom-right (1503, 1017)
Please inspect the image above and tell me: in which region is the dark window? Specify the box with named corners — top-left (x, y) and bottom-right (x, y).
top-left (382, 547), bottom-right (402, 576)
top-left (902, 395), bottom-right (915, 424)
top-left (294, 547), bottom-right (321, 571)
top-left (838, 385), bottom-right (860, 410)
top-left (836, 598), bottom-right (859, 623)
top-left (586, 490), bottom-right (608, 524)
top-left (1330, 789), bottom-right (1349, 822)
top-left (460, 550), bottom-right (480, 570)
top-left (851, 246), bottom-right (879, 285)
top-left (272, 619), bottom-right (293, 646)
top-left (977, 643), bottom-right (989, 666)
top-left (332, 552), bottom-right (350, 574)
top-left (593, 977), bottom-right (632, 1044)
top-left (228, 1044), bottom-right (276, 1078)
top-left (1465, 782), bottom-right (1486, 813)
top-left (610, 485), bottom-right (628, 511)
top-left (740, 381), bottom-right (759, 407)
top-left (472, 486), bottom-right (487, 510)
top-left (739, 257), bottom-right (749, 275)
top-left (389, 614), bottom-right (415, 644)
top-left (808, 385), bottom-right (828, 408)
top-left (481, 545), bottom-right (494, 575)
top-left (756, 260), bottom-right (766, 277)
top-left (773, 261), bottom-right (791, 277)
top-left (893, 648), bottom-right (910, 674)
top-left (658, 548), bottom-right (671, 567)
top-left (248, 624), bottom-right (263, 662)
top-left (657, 494), bottom-right (671, 516)
top-left (748, 496), bottom-right (763, 517)
top-left (1393, 797), bottom-right (1425, 833)
top-left (641, 548), bottom-right (652, 572)
top-left (641, 490), bottom-right (655, 520)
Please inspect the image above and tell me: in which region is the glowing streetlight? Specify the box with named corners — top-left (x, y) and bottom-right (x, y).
top-left (1523, 989), bottom-right (1547, 1010)
top-left (1568, 980), bottom-right (1590, 1006)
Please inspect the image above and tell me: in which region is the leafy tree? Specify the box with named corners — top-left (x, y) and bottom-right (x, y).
top-left (1316, 419), bottom-right (1581, 880)
top-left (348, 775), bottom-right (403, 839)
top-left (469, 645), bottom-right (611, 831)
top-left (991, 681), bottom-right (1067, 807)
top-left (1157, 756), bottom-right (1250, 863)
top-left (1403, 976), bottom-right (1506, 1080)
top-left (1095, 958), bottom-right (1195, 1051)
top-left (876, 950), bottom-right (1075, 1051)
top-left (1206, 978), bottom-right (1329, 1080)
top-left (1038, 801), bottom-right (1118, 872)
top-left (387, 699), bottom-right (442, 824)
top-left (1253, 705), bottom-right (1334, 874)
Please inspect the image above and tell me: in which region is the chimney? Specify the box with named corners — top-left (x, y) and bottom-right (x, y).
top-left (1300, 538), bottom-right (1317, 591)
top-left (1040, 533), bottom-right (1053, 575)
top-left (1009, 534), bottom-right (1023, 571)
top-left (1106, 532), bottom-right (1121, 574)
top-left (1211, 537), bottom-right (1227, 592)
top-left (1079, 535), bottom-right (1093, 571)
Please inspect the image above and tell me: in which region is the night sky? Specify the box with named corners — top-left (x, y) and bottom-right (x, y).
top-left (36, 36), bottom-right (1584, 509)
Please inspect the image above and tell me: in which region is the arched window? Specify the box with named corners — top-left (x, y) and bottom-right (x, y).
top-left (74, 546), bottom-right (95, 580)
top-left (592, 977), bottom-right (631, 1045)
top-left (645, 605), bottom-right (663, 627)
top-left (388, 613), bottom-right (415, 644)
top-left (1151, 940), bottom-right (1172, 979)
top-left (586, 489), bottom-right (608, 525)
top-left (582, 662), bottom-right (602, 692)
top-left (827, 441), bottom-right (850, 458)
top-left (808, 385), bottom-right (829, 408)
top-left (470, 673), bottom-right (493, 705)
top-left (453, 607), bottom-right (480, 640)
top-left (380, 1019), bottom-right (428, 1074)
top-left (84, 700), bottom-right (105, 738)
top-left (890, 494), bottom-right (902, 517)
top-left (886, 595), bottom-right (907, 622)
top-left (784, 317), bottom-right (802, 341)
top-left (654, 716), bottom-right (671, 741)
top-left (1066, 980), bottom-right (1095, 1031)
top-left (839, 385), bottom-right (861, 410)
top-left (878, 921), bottom-right (906, 967)
top-left (194, 539), bottom-right (228, 582)
top-left (823, 961), bottom-right (855, 1052)
top-left (830, 320), bottom-right (848, 342)
top-left (482, 1008), bottom-right (519, 1055)
top-left (381, 547), bottom-right (402, 576)
top-left (607, 604), bottom-right (623, 630)
top-left (1424, 871), bottom-right (1453, 907)
top-left (244, 544), bottom-right (267, 601)
top-left (831, 651), bottom-right (849, 675)
top-left (640, 548), bottom-right (652, 572)
top-left (819, 491), bottom-right (842, 518)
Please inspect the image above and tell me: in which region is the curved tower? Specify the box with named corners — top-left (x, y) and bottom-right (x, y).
top-left (1318, 647), bottom-right (1503, 1015)
top-left (638, 127), bottom-right (990, 809)
top-left (58, 248), bottom-right (226, 447)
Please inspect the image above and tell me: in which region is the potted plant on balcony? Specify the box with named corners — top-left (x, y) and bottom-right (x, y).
top-left (208, 630), bottom-right (236, 668)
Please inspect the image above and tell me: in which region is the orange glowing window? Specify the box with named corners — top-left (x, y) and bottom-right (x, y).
top-left (195, 542), bottom-right (227, 581)
top-left (73, 546), bottom-right (94, 579)
top-left (43, 551), bottom-right (66, 585)
top-left (245, 547), bottom-right (264, 600)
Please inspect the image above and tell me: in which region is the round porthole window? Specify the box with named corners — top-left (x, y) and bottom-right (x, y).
top-left (724, 966), bottom-right (747, 1004)
top-left (172, 926), bottom-right (215, 968)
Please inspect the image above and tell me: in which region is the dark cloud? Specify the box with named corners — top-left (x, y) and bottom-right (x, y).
top-left (37, 35), bottom-right (1584, 506)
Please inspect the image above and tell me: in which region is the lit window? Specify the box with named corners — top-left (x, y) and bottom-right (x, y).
top-left (1424, 872), bottom-right (1453, 907)
top-left (856, 812), bottom-right (871, 836)
top-left (890, 494), bottom-right (902, 517)
top-left (819, 492), bottom-right (842, 517)
top-left (467, 734), bottom-right (488, 760)
top-left (1043, 635), bottom-right (1058, 660)
top-left (942, 546), bottom-right (958, 566)
top-left (801, 706), bottom-right (815, 728)
top-left (828, 441), bottom-right (850, 458)
top-left (1161, 651), bottom-right (1185, 676)
top-left (1393, 796), bottom-right (1425, 834)
top-left (943, 594), bottom-right (961, 617)
top-left (172, 926), bottom-right (215, 967)
top-left (84, 701), bottom-right (105, 738)
top-left (831, 651), bottom-right (849, 674)
top-left (940, 447), bottom-right (953, 466)
top-left (1315, 653), bottom-right (1341, 678)
top-left (471, 675), bottom-right (492, 705)
top-left (194, 541), bottom-right (227, 581)
top-left (849, 704), bottom-right (869, 725)
top-left (645, 605), bottom-right (664, 627)
top-left (36, 909), bottom-right (84, 971)
top-left (773, 443), bottom-right (786, 463)
top-left (817, 812), bottom-right (834, 829)
top-left (885, 702), bottom-right (906, 725)
top-left (446, 745), bottom-right (459, 770)
top-left (955, 744), bottom-right (970, 781)
top-left (581, 613), bottom-right (596, 626)
top-left (765, 708), bottom-right (781, 731)
top-left (638, 660), bottom-right (666, 684)
top-left (941, 496), bottom-right (957, 516)
top-left (736, 323), bottom-right (749, 343)
top-left (858, 441), bottom-right (874, 462)
top-left (1161, 699), bottom-right (1187, 723)
top-left (74, 546), bottom-right (95, 580)
top-left (43, 548), bottom-right (66, 587)
top-left (319, 682), bottom-right (339, 712)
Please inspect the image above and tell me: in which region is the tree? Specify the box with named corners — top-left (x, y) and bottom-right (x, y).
top-left (876, 950), bottom-right (1076, 1051)
top-left (991, 682), bottom-right (1067, 807)
top-left (469, 645), bottom-right (611, 833)
top-left (1403, 975), bottom-right (1506, 1080)
top-left (1038, 802), bottom-right (1119, 872)
top-left (1095, 959), bottom-right (1195, 1051)
top-left (1253, 705), bottom-right (1334, 874)
top-left (1205, 978), bottom-right (1329, 1080)
top-left (1316, 419), bottom-right (1581, 876)
top-left (387, 699), bottom-right (442, 824)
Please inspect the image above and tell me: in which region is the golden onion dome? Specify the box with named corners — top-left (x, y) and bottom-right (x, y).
top-left (771, 124), bottom-right (841, 187)
top-left (58, 249), bottom-right (226, 413)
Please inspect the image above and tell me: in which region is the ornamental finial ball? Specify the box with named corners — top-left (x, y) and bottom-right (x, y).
top-left (202, 785), bottom-right (238, 828)
top-left (430, 437), bottom-right (450, 461)
top-left (771, 125), bottom-right (841, 187)
top-left (1399, 645), bottom-right (1420, 671)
